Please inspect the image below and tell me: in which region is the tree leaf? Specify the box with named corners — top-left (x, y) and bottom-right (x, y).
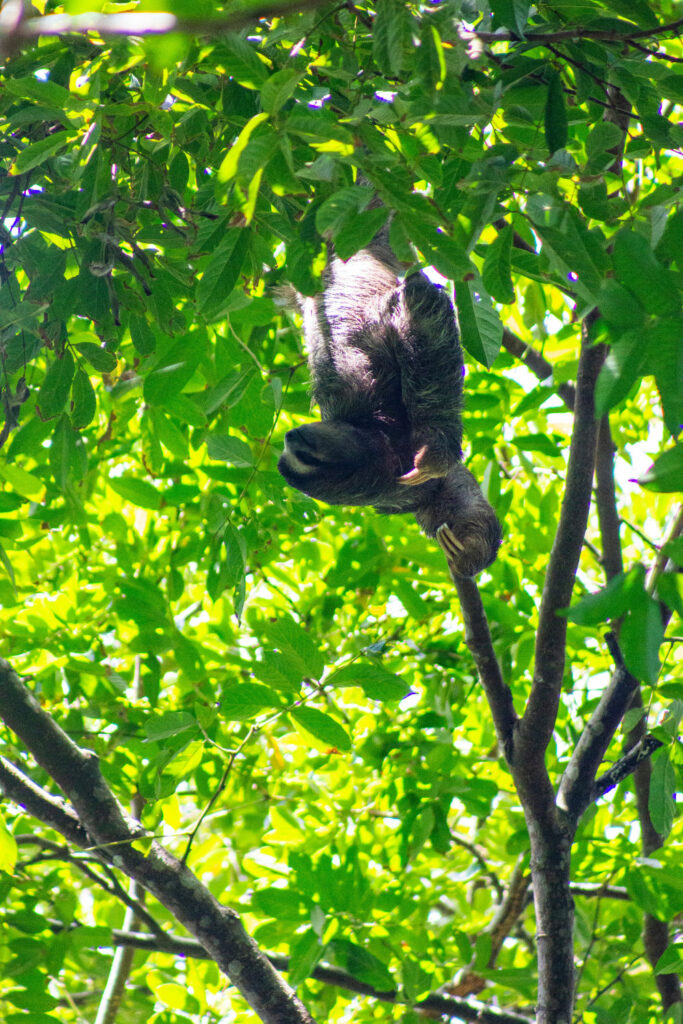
top-left (613, 230), bottom-right (680, 316)
top-left (456, 275), bottom-right (503, 367)
top-left (109, 476), bottom-right (163, 510)
top-left (544, 71), bottom-right (568, 153)
top-left (331, 663), bottom-right (409, 701)
top-left (649, 750), bottom-right (675, 838)
top-left (290, 707), bottom-right (351, 751)
top-left (221, 682), bottom-right (281, 720)
top-left (36, 351), bottom-right (75, 420)
top-left (638, 445), bottom-right (683, 493)
top-left (70, 369), bottom-right (96, 430)
top-left (621, 589), bottom-right (664, 685)
top-left (595, 331), bottom-right (646, 416)
top-left (373, 0), bottom-right (411, 76)
top-left (206, 434), bottom-right (254, 467)
top-left (490, 0), bottom-right (530, 36)
top-left (482, 224), bottom-right (515, 304)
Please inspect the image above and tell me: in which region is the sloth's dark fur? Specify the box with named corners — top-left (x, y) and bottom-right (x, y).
top-left (278, 236), bottom-right (502, 577)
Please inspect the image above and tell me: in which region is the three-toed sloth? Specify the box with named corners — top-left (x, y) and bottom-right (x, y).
top-left (277, 233), bottom-right (502, 577)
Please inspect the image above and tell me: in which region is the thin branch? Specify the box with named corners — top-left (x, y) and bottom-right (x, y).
top-left (0, 660), bottom-right (316, 1024)
top-left (518, 324), bottom-right (605, 767)
top-left (501, 330), bottom-right (576, 411)
top-left (590, 735), bottom-right (663, 805)
top-left (102, 930), bottom-right (533, 1024)
top-left (557, 631), bottom-right (640, 821)
top-left (452, 576), bottom-right (518, 760)
top-left (0, 755), bottom-right (89, 848)
top-left (2, 0), bottom-right (327, 45)
top-left (458, 17), bottom-right (683, 45)
top-left (570, 882), bottom-right (629, 901)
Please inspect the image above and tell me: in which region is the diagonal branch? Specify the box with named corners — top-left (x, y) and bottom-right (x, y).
top-left (452, 576), bottom-right (518, 760)
top-left (557, 632), bottom-right (640, 821)
top-left (518, 324), bottom-right (605, 764)
top-left (502, 330), bottom-right (575, 410)
top-left (0, 660), bottom-right (316, 1024)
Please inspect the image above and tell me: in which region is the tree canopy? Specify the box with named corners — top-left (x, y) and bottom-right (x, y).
top-left (0, 2), bottom-right (681, 1023)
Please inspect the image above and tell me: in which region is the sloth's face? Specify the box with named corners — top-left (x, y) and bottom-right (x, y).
top-left (278, 421), bottom-right (400, 506)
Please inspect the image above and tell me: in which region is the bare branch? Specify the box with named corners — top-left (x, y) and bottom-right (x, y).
top-left (452, 576), bottom-right (518, 760)
top-left (0, 755), bottom-right (89, 848)
top-left (501, 330), bottom-right (576, 411)
top-left (590, 735), bottom-right (663, 805)
top-left (518, 325), bottom-right (605, 763)
top-left (3, 0), bottom-right (328, 45)
top-left (458, 17), bottom-right (683, 45)
top-left (557, 633), bottom-right (641, 821)
top-left (101, 930), bottom-right (533, 1024)
top-left (0, 660), bottom-right (316, 1024)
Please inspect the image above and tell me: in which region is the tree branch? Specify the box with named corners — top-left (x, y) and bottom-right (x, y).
top-left (100, 929), bottom-right (533, 1024)
top-left (590, 735), bottom-right (663, 805)
top-left (518, 324), bottom-right (604, 765)
top-left (0, 660), bottom-right (316, 1024)
top-left (557, 632), bottom-right (641, 821)
top-left (501, 329), bottom-right (576, 411)
top-left (2, 0), bottom-right (327, 45)
top-left (458, 17), bottom-right (683, 45)
top-left (452, 576), bottom-right (518, 760)
top-left (0, 755), bottom-right (89, 848)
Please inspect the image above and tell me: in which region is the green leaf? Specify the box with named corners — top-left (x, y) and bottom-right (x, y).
top-left (613, 231), bottom-right (680, 316)
top-left (130, 316), bottom-right (157, 356)
top-left (456, 275), bottom-right (503, 367)
top-left (221, 682), bottom-right (281, 720)
top-left (261, 614), bottom-right (325, 679)
top-left (206, 434), bottom-right (254, 467)
top-left (12, 131), bottom-right (73, 174)
top-left (638, 445), bottom-right (683, 494)
top-left (621, 589), bottom-right (664, 685)
top-left (373, 0), bottom-right (411, 76)
top-left (564, 567), bottom-right (645, 625)
top-left (144, 711), bottom-right (197, 741)
top-left (331, 663), bottom-right (409, 701)
top-left (36, 351), bottom-right (75, 420)
top-left (218, 113), bottom-right (269, 182)
top-left (290, 707), bottom-right (351, 751)
top-left (654, 944), bottom-right (683, 975)
top-left (0, 811), bottom-right (17, 874)
top-left (71, 369), bottom-right (96, 429)
top-left (649, 320), bottom-right (683, 436)
top-left (75, 342), bottom-right (117, 373)
top-left (115, 578), bottom-right (169, 628)
top-left (594, 331), bottom-right (645, 416)
top-left (482, 224), bottom-right (514, 304)
top-left (544, 71), bottom-right (568, 153)
top-left (490, 0), bottom-right (530, 36)
top-left (260, 70), bottom-right (303, 115)
top-left (109, 476), bottom-right (163, 510)
top-left (649, 751), bottom-right (675, 838)
top-left (287, 928), bottom-right (323, 987)
top-left (327, 938), bottom-right (394, 991)
top-left (197, 229), bottom-right (250, 317)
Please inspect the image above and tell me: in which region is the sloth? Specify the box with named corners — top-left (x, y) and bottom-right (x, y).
top-left (277, 233), bottom-right (502, 577)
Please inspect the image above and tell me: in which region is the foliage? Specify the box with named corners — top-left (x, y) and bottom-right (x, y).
top-left (0, 1), bottom-right (681, 1022)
